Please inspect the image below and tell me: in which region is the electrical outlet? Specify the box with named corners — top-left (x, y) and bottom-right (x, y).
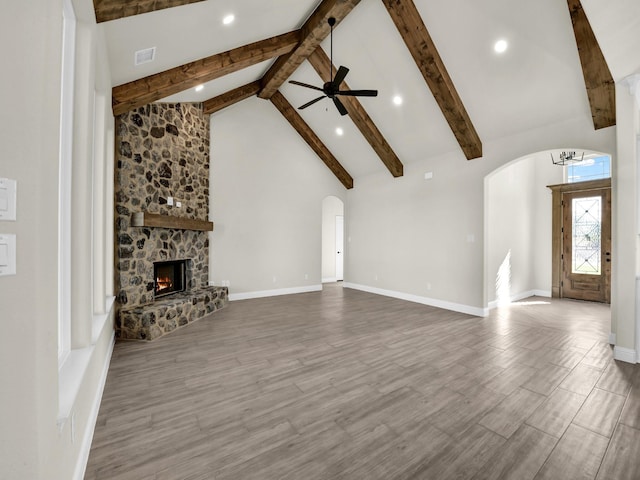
top-left (374, 274), bottom-right (378, 281)
top-left (304, 273), bottom-right (309, 280)
top-left (272, 276), bottom-right (277, 283)
top-left (427, 283), bottom-right (432, 291)
top-left (176, 201), bottom-right (182, 208)
top-left (167, 196), bottom-right (174, 206)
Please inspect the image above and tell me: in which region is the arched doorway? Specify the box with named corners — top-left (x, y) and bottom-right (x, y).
top-left (484, 149), bottom-right (611, 308)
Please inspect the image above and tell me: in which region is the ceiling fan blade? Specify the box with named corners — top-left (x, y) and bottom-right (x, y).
top-left (298, 95), bottom-right (326, 110)
top-left (333, 97), bottom-right (348, 116)
top-left (332, 66), bottom-right (349, 87)
top-left (289, 80), bottom-right (324, 92)
top-left (337, 89), bottom-right (378, 97)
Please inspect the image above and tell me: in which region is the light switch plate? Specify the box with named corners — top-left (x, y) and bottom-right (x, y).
top-left (0, 234), bottom-right (16, 276)
top-left (0, 178), bottom-right (17, 221)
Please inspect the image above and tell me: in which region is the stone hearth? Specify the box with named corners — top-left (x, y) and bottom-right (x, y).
top-left (118, 285), bottom-right (228, 340)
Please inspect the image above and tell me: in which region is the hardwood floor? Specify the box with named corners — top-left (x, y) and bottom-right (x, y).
top-left (85, 284), bottom-right (640, 480)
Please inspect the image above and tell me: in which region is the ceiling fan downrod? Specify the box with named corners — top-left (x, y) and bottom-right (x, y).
top-left (329, 17), bottom-right (336, 84)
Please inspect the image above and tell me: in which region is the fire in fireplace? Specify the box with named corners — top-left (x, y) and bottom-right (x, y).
top-left (154, 260), bottom-right (186, 299)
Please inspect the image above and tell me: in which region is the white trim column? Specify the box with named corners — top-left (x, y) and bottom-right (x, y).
top-left (92, 91), bottom-right (106, 315)
top-left (70, 21), bottom-right (96, 348)
top-left (104, 123), bottom-right (115, 298)
top-left (612, 78), bottom-right (639, 363)
top-left (58, 0), bottom-right (76, 363)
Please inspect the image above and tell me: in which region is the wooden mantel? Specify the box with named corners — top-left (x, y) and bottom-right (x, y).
top-left (132, 212), bottom-right (213, 232)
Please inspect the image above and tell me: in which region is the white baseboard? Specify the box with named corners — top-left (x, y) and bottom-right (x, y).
top-left (609, 332), bottom-right (617, 345)
top-left (322, 277), bottom-right (337, 283)
top-left (531, 289), bottom-right (552, 298)
top-left (343, 282), bottom-right (488, 317)
top-left (488, 290), bottom-right (552, 310)
top-left (229, 284), bottom-right (322, 301)
top-left (73, 330), bottom-right (115, 480)
top-left (613, 346), bottom-right (637, 364)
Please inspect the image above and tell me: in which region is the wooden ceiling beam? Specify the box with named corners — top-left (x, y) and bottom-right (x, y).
top-left (203, 81), bottom-right (262, 115)
top-left (307, 47), bottom-right (404, 177)
top-left (381, 0), bottom-right (482, 160)
top-left (258, 0), bottom-right (361, 99)
top-left (93, 0), bottom-right (205, 23)
top-left (112, 31), bottom-right (300, 116)
top-left (567, 0), bottom-right (616, 129)
top-left (270, 91), bottom-right (353, 189)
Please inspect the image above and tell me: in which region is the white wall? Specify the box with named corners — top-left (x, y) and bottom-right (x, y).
top-left (0, 1), bottom-right (115, 478)
top-left (533, 157), bottom-right (562, 291)
top-left (345, 116), bottom-right (615, 314)
top-left (485, 153), bottom-right (563, 307)
top-left (322, 196), bottom-right (344, 282)
top-left (612, 80), bottom-right (639, 360)
top-left (486, 159), bottom-right (536, 305)
top-left (209, 98), bottom-right (347, 299)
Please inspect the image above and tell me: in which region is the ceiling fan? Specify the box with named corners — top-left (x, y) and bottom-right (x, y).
top-left (288, 17), bottom-right (378, 116)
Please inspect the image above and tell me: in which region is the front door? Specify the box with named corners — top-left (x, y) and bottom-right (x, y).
top-left (561, 187), bottom-right (611, 303)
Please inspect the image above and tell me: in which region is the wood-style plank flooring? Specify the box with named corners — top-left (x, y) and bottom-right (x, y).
top-left (85, 284), bottom-right (640, 479)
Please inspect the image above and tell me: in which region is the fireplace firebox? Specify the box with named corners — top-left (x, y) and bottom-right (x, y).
top-left (154, 260), bottom-right (186, 299)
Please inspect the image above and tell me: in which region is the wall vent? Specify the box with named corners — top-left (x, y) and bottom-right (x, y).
top-left (134, 47), bottom-right (156, 66)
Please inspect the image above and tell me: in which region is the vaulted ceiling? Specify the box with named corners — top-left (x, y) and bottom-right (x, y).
top-left (97, 0), bottom-right (639, 188)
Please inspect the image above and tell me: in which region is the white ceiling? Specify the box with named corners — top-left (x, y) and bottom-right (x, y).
top-left (581, 0), bottom-right (640, 82)
top-left (100, 0), bottom-right (640, 180)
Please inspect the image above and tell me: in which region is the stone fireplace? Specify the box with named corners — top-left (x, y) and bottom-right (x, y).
top-left (114, 102), bottom-right (227, 340)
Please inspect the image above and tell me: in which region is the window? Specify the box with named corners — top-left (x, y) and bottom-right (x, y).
top-left (567, 155), bottom-right (611, 183)
top-left (572, 196), bottom-right (602, 275)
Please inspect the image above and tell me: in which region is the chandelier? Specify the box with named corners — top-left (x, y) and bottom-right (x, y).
top-left (551, 151), bottom-right (584, 166)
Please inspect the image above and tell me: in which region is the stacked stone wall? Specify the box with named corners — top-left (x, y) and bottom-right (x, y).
top-left (115, 102), bottom-right (210, 310)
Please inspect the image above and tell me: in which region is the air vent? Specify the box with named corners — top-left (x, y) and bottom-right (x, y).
top-left (134, 47), bottom-right (156, 66)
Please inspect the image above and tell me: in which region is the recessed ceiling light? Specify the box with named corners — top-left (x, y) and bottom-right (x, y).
top-left (336, 127), bottom-right (344, 136)
top-left (223, 14), bottom-right (235, 25)
top-left (195, 84), bottom-right (204, 92)
top-left (393, 95), bottom-right (403, 106)
top-left (494, 39), bottom-right (508, 54)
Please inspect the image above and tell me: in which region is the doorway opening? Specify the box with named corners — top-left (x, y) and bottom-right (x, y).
top-left (322, 196), bottom-right (344, 284)
top-left (484, 149), bottom-right (612, 308)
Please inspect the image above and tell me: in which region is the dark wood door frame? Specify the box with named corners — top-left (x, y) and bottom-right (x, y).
top-left (547, 178), bottom-right (612, 300)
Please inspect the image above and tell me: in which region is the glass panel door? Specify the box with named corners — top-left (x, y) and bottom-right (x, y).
top-left (561, 188), bottom-right (611, 303)
top-left (572, 196), bottom-right (601, 275)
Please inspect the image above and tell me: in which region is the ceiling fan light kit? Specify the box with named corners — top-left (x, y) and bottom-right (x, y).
top-left (288, 17), bottom-right (378, 116)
